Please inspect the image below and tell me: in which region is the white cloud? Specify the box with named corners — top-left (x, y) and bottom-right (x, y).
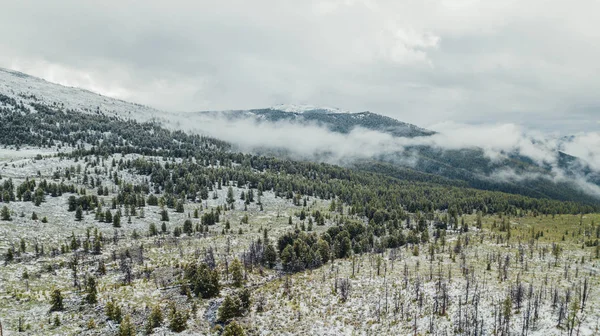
top-left (0, 0), bottom-right (598, 132)
top-left (561, 133), bottom-right (600, 171)
top-left (174, 112), bottom-right (600, 198)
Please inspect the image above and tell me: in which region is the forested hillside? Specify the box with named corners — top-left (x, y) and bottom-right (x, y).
top-left (1, 71), bottom-right (600, 335)
top-left (195, 106), bottom-right (600, 206)
top-left (1, 91), bottom-right (596, 215)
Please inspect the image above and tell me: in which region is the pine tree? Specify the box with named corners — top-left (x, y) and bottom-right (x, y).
top-left (231, 258), bottom-right (244, 287)
top-left (168, 303), bottom-right (188, 332)
top-left (227, 187), bottom-right (235, 205)
top-left (149, 223), bottom-right (158, 236)
top-left (118, 314), bottom-right (136, 336)
top-left (4, 247), bottom-right (14, 264)
top-left (218, 295), bottom-right (242, 322)
top-left (191, 263), bottom-right (220, 298)
top-left (87, 318), bottom-right (96, 330)
top-left (161, 209), bottom-right (169, 222)
top-left (183, 219), bottom-right (193, 235)
top-left (173, 227), bottom-right (182, 237)
top-left (75, 206), bottom-right (83, 221)
top-left (97, 260), bottom-right (107, 275)
top-left (421, 228), bottom-right (429, 243)
top-left (176, 200), bottom-right (184, 213)
top-left (113, 213), bottom-right (121, 228)
top-left (1, 205), bottom-right (11, 221)
top-left (49, 289), bottom-right (64, 312)
top-left (223, 320), bottom-right (246, 336)
top-left (145, 304), bottom-right (163, 334)
top-left (106, 299), bottom-right (122, 323)
top-left (264, 244), bottom-right (277, 268)
top-left (105, 210), bottom-right (113, 223)
top-left (85, 275), bottom-right (98, 304)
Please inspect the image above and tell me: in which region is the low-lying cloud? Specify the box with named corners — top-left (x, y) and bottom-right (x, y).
top-left (174, 112), bottom-right (600, 199)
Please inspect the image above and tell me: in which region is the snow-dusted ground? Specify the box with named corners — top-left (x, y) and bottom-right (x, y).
top-left (0, 68), bottom-right (171, 123)
top-left (0, 152), bottom-right (332, 335)
top-left (269, 104), bottom-right (350, 114)
top-left (248, 239), bottom-right (600, 336)
top-left (0, 146), bottom-right (71, 161)
top-left (1, 151), bottom-right (599, 335)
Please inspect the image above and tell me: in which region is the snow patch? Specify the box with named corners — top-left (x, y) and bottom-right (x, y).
top-left (269, 104), bottom-right (349, 114)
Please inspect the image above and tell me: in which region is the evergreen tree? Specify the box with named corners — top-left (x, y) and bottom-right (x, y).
top-left (173, 227), bottom-right (182, 237)
top-left (5, 247), bottom-right (14, 264)
top-left (105, 210), bottom-right (113, 223)
top-left (183, 219), bottom-right (193, 235)
top-left (149, 223), bottom-right (158, 236)
top-left (75, 206), bottom-right (83, 221)
top-left (84, 275), bottom-right (98, 304)
top-left (188, 263), bottom-right (220, 298)
top-left (421, 228), bottom-right (429, 243)
top-left (227, 187), bottom-right (235, 205)
top-left (147, 194), bottom-right (158, 206)
top-left (118, 314), bottom-right (136, 336)
top-left (113, 212), bottom-right (121, 228)
top-left (176, 200), bottom-right (184, 213)
top-left (218, 294), bottom-right (242, 322)
top-left (161, 209), bottom-right (169, 222)
top-left (1, 205), bottom-right (11, 221)
top-left (230, 258), bottom-right (244, 287)
top-left (168, 303), bottom-right (188, 332)
top-left (223, 320), bottom-right (246, 336)
top-left (145, 304), bottom-right (163, 334)
top-left (263, 244), bottom-right (277, 268)
top-left (49, 289), bottom-right (64, 312)
top-left (97, 260), bottom-right (107, 275)
top-left (106, 299), bottom-right (122, 323)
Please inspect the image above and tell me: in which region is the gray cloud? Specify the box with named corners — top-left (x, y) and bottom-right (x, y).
top-left (1, 1), bottom-right (599, 133)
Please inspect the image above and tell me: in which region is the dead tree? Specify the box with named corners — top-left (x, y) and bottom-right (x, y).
top-left (580, 277), bottom-right (591, 312)
top-left (338, 278), bottom-right (351, 303)
top-left (70, 253), bottom-right (80, 290)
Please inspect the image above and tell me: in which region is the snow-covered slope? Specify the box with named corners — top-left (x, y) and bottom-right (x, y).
top-left (269, 103), bottom-right (349, 114)
top-left (0, 67), bottom-right (171, 123)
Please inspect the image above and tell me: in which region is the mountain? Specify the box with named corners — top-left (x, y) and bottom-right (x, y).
top-left (0, 67), bottom-right (173, 123)
top-left (2, 74), bottom-right (600, 336)
top-left (196, 105), bottom-right (435, 138)
top-left (1, 67), bottom-right (598, 206)
top-left (194, 104), bottom-right (599, 204)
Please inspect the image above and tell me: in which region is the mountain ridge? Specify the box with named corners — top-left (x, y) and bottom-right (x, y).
top-left (1, 66), bottom-right (598, 204)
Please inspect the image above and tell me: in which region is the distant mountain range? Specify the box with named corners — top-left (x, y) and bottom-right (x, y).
top-left (196, 106), bottom-right (435, 138)
top-left (1, 67), bottom-right (598, 205)
top-left (196, 105), bottom-right (600, 204)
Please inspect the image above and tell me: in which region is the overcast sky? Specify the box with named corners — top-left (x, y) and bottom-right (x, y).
top-left (1, 0), bottom-right (599, 133)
